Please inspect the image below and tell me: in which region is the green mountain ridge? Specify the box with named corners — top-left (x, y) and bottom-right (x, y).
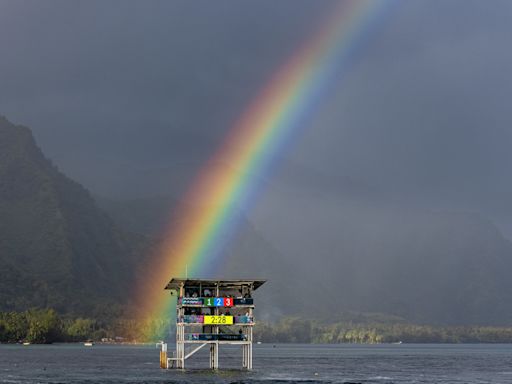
top-left (0, 116), bottom-right (149, 316)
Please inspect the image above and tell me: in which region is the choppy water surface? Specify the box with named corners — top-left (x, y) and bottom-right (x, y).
top-left (1, 343), bottom-right (512, 383)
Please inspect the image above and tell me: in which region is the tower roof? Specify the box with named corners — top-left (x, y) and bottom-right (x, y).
top-left (164, 278), bottom-right (266, 291)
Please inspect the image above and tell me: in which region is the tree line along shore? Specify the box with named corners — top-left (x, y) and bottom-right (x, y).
top-left (2, 309), bottom-right (512, 344)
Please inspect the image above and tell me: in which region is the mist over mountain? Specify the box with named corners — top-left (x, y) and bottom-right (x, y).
top-left (253, 177), bottom-right (512, 325)
top-left (2, 114), bottom-right (512, 325)
top-left (97, 162), bottom-right (512, 326)
top-left (0, 116), bottom-right (149, 316)
top-left (96, 194), bottom-right (298, 319)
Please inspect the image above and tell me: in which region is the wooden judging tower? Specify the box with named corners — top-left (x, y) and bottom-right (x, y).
top-left (160, 278), bottom-right (266, 370)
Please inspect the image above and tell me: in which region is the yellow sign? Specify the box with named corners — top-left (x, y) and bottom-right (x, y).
top-left (204, 315), bottom-right (233, 325)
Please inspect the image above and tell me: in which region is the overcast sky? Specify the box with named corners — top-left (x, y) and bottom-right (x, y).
top-left (1, 0), bottom-right (512, 234)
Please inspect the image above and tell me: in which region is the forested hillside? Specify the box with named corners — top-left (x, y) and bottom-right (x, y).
top-left (0, 116), bottom-right (149, 317)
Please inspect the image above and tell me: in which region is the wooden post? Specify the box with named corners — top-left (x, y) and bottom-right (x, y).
top-left (160, 343), bottom-right (168, 369)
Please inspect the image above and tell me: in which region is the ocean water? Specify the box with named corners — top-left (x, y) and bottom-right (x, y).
top-left (1, 343), bottom-right (512, 384)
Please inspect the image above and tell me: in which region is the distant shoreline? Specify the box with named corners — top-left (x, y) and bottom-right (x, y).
top-left (4, 341), bottom-right (512, 346)
top-left (3, 309), bottom-right (512, 345)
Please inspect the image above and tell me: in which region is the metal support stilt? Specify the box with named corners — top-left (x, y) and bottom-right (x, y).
top-left (209, 342), bottom-right (219, 369)
top-left (248, 341), bottom-right (252, 370)
top-left (242, 343), bottom-right (246, 368)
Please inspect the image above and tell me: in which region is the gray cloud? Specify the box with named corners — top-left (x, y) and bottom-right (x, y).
top-left (0, 0), bottom-right (326, 190)
top-left (286, 0), bottom-right (512, 224)
top-left (1, 0), bottom-right (512, 234)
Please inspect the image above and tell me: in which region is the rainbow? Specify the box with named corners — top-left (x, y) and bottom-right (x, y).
top-left (135, 0), bottom-right (393, 339)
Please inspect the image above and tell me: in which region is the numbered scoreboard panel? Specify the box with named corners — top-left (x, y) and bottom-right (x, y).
top-left (180, 297), bottom-right (249, 307)
top-left (203, 297), bottom-right (234, 307)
